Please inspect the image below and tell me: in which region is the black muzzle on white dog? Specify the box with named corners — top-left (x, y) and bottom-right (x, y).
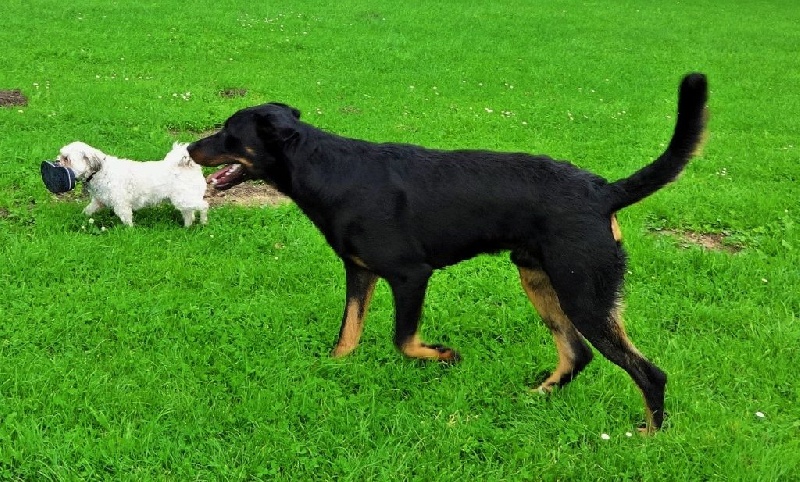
top-left (40, 161), bottom-right (77, 193)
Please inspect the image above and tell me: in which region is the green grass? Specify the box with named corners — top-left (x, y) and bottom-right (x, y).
top-left (2, 0), bottom-right (799, 479)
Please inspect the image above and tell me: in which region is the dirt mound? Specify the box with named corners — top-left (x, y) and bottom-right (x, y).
top-left (204, 181), bottom-right (289, 207)
top-left (0, 89), bottom-right (28, 107)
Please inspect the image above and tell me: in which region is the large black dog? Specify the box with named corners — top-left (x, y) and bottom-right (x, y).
top-left (188, 74), bottom-right (708, 431)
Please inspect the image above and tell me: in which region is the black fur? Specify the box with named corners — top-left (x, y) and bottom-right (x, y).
top-left (188, 73), bottom-right (708, 430)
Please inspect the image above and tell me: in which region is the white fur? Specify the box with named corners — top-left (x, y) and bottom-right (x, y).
top-left (58, 141), bottom-right (209, 227)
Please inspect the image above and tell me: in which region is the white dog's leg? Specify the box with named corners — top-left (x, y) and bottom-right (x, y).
top-left (181, 210), bottom-right (196, 227)
top-left (83, 198), bottom-right (104, 216)
top-left (113, 205), bottom-right (134, 226)
top-left (198, 200), bottom-right (209, 225)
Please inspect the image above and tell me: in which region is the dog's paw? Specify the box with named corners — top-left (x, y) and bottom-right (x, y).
top-left (426, 344), bottom-right (461, 364)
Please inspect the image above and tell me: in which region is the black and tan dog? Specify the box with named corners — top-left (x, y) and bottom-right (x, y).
top-left (188, 73), bottom-right (708, 431)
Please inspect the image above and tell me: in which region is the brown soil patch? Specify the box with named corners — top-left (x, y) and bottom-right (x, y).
top-left (168, 128), bottom-right (219, 138)
top-left (219, 88), bottom-right (248, 99)
top-left (0, 89), bottom-right (28, 107)
top-left (204, 181), bottom-right (290, 207)
top-left (657, 229), bottom-right (741, 253)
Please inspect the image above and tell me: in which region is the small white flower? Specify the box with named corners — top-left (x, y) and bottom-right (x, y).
top-left (625, 432), bottom-right (633, 437)
top-left (100, 226), bottom-right (106, 232)
top-left (755, 411), bottom-right (765, 418)
top-left (89, 218), bottom-right (95, 224)
top-left (601, 433), bottom-right (611, 440)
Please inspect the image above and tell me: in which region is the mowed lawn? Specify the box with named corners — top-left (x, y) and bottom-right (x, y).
top-left (1, 0), bottom-right (799, 479)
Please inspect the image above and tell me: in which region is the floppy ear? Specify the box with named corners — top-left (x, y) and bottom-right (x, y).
top-left (81, 146), bottom-right (105, 172)
top-left (257, 105), bottom-right (301, 144)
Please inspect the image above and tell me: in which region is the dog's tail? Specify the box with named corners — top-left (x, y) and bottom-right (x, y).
top-left (603, 73), bottom-right (708, 213)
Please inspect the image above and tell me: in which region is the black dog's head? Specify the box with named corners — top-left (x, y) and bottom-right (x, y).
top-left (188, 102), bottom-right (301, 190)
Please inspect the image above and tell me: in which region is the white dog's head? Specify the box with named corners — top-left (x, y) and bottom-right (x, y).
top-left (58, 142), bottom-right (106, 180)
top-left (162, 142), bottom-right (196, 167)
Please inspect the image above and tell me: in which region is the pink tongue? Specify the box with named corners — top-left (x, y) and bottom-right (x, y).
top-left (207, 164), bottom-right (246, 190)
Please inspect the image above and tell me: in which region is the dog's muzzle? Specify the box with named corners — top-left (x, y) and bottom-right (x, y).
top-left (40, 161), bottom-right (77, 193)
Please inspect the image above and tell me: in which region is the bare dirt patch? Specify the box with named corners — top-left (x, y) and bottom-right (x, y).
top-left (655, 229), bottom-right (741, 253)
top-left (0, 89), bottom-right (28, 107)
top-left (204, 181), bottom-right (289, 207)
top-left (168, 128), bottom-right (219, 138)
top-left (219, 88), bottom-right (248, 99)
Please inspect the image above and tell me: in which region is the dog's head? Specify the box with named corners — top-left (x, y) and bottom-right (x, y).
top-left (187, 102), bottom-right (301, 190)
top-left (57, 141), bottom-right (106, 180)
top-left (162, 142), bottom-right (196, 167)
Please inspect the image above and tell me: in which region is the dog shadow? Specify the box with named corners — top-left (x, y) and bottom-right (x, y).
top-left (69, 205), bottom-right (199, 232)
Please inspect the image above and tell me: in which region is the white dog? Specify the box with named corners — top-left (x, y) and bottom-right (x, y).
top-left (57, 141), bottom-right (209, 227)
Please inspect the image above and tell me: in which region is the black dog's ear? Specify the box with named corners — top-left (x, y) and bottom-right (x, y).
top-left (267, 102), bottom-right (301, 120)
top-left (257, 104), bottom-right (301, 143)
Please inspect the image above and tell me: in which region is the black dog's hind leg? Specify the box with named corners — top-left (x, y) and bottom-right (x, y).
top-left (570, 302), bottom-right (667, 433)
top-left (332, 260), bottom-right (379, 358)
top-left (385, 265), bottom-right (460, 363)
top-left (547, 251), bottom-right (667, 433)
top-left (518, 267), bottom-right (594, 391)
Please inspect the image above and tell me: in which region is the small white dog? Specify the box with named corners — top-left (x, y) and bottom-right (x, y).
top-left (57, 141), bottom-right (209, 227)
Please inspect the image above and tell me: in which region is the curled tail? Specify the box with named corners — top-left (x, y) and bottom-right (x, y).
top-left (605, 73), bottom-right (708, 213)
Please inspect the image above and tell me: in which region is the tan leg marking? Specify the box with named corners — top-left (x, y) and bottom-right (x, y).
top-left (611, 214), bottom-right (623, 241)
top-left (348, 256), bottom-right (370, 270)
top-left (607, 304), bottom-right (658, 434)
top-left (519, 268), bottom-right (584, 392)
top-left (400, 334), bottom-right (458, 362)
top-left (332, 278), bottom-right (377, 358)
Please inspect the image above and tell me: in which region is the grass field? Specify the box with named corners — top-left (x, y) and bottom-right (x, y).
top-left (2, 0), bottom-right (799, 479)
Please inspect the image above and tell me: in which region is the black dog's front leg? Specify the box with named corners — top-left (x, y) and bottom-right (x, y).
top-left (386, 266), bottom-right (460, 363)
top-left (332, 260), bottom-right (378, 358)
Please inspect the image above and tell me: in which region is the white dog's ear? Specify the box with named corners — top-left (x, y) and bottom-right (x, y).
top-left (83, 148), bottom-right (104, 171)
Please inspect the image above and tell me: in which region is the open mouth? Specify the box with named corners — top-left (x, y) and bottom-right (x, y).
top-left (206, 164), bottom-right (250, 190)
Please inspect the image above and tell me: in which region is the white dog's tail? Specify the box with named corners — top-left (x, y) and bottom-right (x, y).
top-left (166, 142), bottom-right (198, 167)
